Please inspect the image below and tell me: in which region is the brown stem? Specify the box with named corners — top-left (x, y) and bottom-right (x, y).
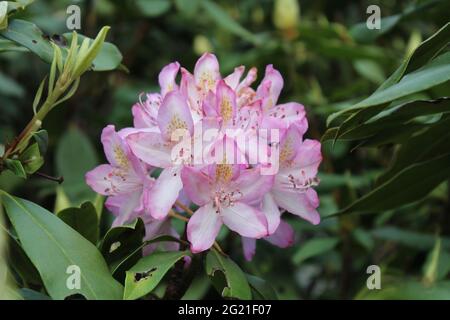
top-left (34, 172), bottom-right (64, 184)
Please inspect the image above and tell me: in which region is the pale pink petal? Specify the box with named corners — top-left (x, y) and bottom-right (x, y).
top-left (267, 102), bottom-right (307, 130)
top-left (242, 237), bottom-right (256, 261)
top-left (146, 167), bottom-right (183, 219)
top-left (257, 65), bottom-right (284, 110)
top-left (159, 62), bottom-right (180, 97)
top-left (290, 139), bottom-right (322, 177)
top-left (216, 80), bottom-right (237, 126)
top-left (106, 192), bottom-right (143, 226)
top-left (224, 65), bottom-right (244, 89)
top-left (85, 164), bottom-right (141, 196)
top-left (101, 125), bottom-right (130, 168)
top-left (233, 168), bottom-right (274, 205)
top-left (181, 166), bottom-right (213, 206)
top-left (271, 189), bottom-right (320, 225)
top-left (221, 202), bottom-right (268, 238)
top-left (126, 131), bottom-right (173, 168)
top-left (180, 67), bottom-right (202, 115)
top-left (157, 91), bottom-right (194, 140)
top-left (132, 93), bottom-right (161, 129)
top-left (194, 52), bottom-right (220, 93)
top-left (142, 218), bottom-right (180, 255)
top-left (187, 203), bottom-right (222, 253)
top-left (265, 220), bottom-right (295, 248)
top-left (262, 193), bottom-right (281, 234)
top-left (237, 67), bottom-right (257, 92)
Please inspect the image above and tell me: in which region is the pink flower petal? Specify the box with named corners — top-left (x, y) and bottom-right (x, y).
top-left (194, 52), bottom-right (220, 93)
top-left (265, 219), bottom-right (295, 248)
top-left (126, 131), bottom-right (173, 168)
top-left (181, 166), bottom-right (213, 206)
top-left (272, 188), bottom-right (320, 225)
top-left (157, 91), bottom-right (194, 141)
top-left (187, 203), bottom-right (222, 253)
top-left (242, 237), bottom-right (256, 261)
top-left (221, 202), bottom-right (268, 238)
top-left (146, 167), bottom-right (183, 219)
top-left (159, 62), bottom-right (180, 97)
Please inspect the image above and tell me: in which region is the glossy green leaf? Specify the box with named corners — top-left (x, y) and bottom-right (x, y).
top-left (292, 237), bottom-right (339, 265)
top-left (19, 143), bottom-right (43, 174)
top-left (136, 0), bottom-right (171, 17)
top-left (4, 159), bottom-right (26, 178)
top-left (357, 279), bottom-right (450, 300)
top-left (201, 0), bottom-right (259, 45)
top-left (57, 202), bottom-right (99, 244)
top-left (332, 153), bottom-right (450, 216)
top-left (205, 250), bottom-right (252, 300)
top-left (32, 129), bottom-right (48, 156)
top-left (99, 218), bottom-right (145, 280)
top-left (246, 274), bottom-right (278, 300)
top-left (1, 192), bottom-right (123, 299)
top-left (55, 127), bottom-right (98, 205)
top-left (123, 250), bottom-right (189, 300)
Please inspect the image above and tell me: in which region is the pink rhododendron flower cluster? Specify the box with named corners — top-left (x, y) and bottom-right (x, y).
top-left (86, 53), bottom-right (322, 258)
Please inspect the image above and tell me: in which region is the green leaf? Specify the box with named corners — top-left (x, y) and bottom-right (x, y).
top-left (55, 127), bottom-right (98, 205)
top-left (1, 192), bottom-right (123, 299)
top-left (19, 288), bottom-right (51, 300)
top-left (19, 143), bottom-right (44, 174)
top-left (99, 218), bottom-right (145, 280)
top-left (57, 202), bottom-right (99, 244)
top-left (331, 153), bottom-right (450, 216)
top-left (357, 279), bottom-right (450, 300)
top-left (123, 250), bottom-right (189, 300)
top-left (135, 0), bottom-right (171, 17)
top-left (350, 14), bottom-right (401, 44)
top-left (32, 129), bottom-right (48, 156)
top-left (6, 231), bottom-right (42, 286)
top-left (4, 159), bottom-right (26, 178)
top-left (205, 250), bottom-right (252, 300)
top-left (328, 22), bottom-right (450, 127)
top-left (0, 71), bottom-right (24, 97)
top-left (334, 51), bottom-right (450, 138)
top-left (0, 19), bottom-right (54, 62)
top-left (292, 237), bottom-right (339, 265)
top-left (1, 19), bottom-right (122, 72)
top-left (376, 117), bottom-right (450, 185)
top-left (372, 227), bottom-right (450, 250)
top-left (423, 238), bottom-right (441, 285)
top-left (246, 274), bottom-right (278, 300)
top-left (201, 0), bottom-right (260, 45)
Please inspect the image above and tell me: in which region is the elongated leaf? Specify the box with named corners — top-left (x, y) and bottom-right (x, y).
top-left (99, 218), bottom-right (145, 280)
top-left (331, 153), bottom-right (450, 216)
top-left (1, 19), bottom-right (122, 71)
top-left (205, 250), bottom-right (252, 300)
top-left (57, 202), bottom-right (99, 244)
top-left (246, 274), bottom-right (278, 300)
top-left (201, 0), bottom-right (260, 45)
top-left (55, 127), bottom-right (98, 205)
top-left (335, 52), bottom-right (450, 138)
top-left (123, 250), bottom-right (189, 300)
top-left (377, 117), bottom-right (450, 185)
top-left (1, 192), bottom-right (123, 299)
top-left (292, 237), bottom-right (339, 265)
top-left (328, 22), bottom-right (450, 126)
top-left (357, 279), bottom-right (450, 300)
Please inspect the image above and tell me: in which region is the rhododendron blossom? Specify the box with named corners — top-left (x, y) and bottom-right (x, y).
top-left (85, 52), bottom-right (322, 257)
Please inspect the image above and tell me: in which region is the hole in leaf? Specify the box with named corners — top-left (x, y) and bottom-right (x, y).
top-left (109, 241), bottom-right (121, 253)
top-left (134, 267), bottom-right (157, 282)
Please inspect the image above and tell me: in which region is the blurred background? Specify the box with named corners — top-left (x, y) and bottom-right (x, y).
top-left (1, 0), bottom-right (450, 299)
